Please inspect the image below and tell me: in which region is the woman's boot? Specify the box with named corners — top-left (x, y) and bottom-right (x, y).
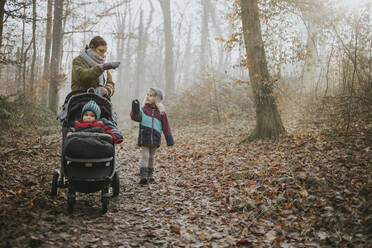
top-left (139, 167), bottom-right (148, 184)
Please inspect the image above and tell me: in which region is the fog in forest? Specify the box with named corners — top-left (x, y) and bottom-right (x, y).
top-left (1, 0), bottom-right (372, 247)
top-left (2, 0), bottom-right (370, 116)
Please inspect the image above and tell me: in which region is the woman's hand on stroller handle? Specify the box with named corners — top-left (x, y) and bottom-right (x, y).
top-left (95, 87), bottom-right (108, 96)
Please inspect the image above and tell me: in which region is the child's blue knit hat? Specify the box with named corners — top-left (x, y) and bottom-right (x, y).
top-left (82, 100), bottom-right (101, 119)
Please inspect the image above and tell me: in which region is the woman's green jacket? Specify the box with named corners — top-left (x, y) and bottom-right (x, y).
top-left (71, 56), bottom-right (115, 97)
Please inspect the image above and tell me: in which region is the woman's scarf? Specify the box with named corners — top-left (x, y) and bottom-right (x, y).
top-left (79, 48), bottom-right (106, 86)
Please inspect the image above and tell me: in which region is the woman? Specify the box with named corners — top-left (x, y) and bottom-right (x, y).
top-left (71, 36), bottom-right (120, 97)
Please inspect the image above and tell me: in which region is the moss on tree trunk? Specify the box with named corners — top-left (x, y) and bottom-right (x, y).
top-left (249, 91), bottom-right (285, 141)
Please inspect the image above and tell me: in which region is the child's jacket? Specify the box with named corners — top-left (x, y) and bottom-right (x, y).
top-left (130, 104), bottom-right (174, 147)
top-left (67, 118), bottom-right (123, 144)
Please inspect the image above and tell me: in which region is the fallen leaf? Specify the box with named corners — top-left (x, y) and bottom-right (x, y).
top-left (199, 231), bottom-right (205, 240)
top-left (170, 226), bottom-right (180, 234)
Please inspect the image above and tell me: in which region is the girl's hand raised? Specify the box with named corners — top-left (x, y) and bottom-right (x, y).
top-left (132, 99), bottom-right (140, 115)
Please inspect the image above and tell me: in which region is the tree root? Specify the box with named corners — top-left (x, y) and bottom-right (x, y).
top-left (239, 127), bottom-right (287, 143)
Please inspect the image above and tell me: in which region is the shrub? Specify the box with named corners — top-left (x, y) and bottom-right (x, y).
top-left (167, 75), bottom-right (255, 125)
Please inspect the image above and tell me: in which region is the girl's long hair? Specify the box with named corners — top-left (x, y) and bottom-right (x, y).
top-left (142, 92), bottom-right (165, 113)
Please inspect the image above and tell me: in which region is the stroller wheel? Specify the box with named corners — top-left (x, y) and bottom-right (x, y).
top-left (67, 199), bottom-right (74, 214)
top-left (50, 171), bottom-right (59, 197)
top-left (67, 188), bottom-right (75, 214)
top-left (112, 172), bottom-right (120, 197)
top-left (101, 197), bottom-right (109, 214)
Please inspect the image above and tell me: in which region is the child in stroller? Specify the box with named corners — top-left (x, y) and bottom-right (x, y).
top-left (51, 89), bottom-right (122, 214)
top-left (66, 100), bottom-right (123, 143)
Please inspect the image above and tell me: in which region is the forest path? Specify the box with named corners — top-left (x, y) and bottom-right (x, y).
top-left (0, 120), bottom-right (370, 247)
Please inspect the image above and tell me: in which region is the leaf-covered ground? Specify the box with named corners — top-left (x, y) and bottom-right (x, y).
top-left (0, 119), bottom-right (371, 247)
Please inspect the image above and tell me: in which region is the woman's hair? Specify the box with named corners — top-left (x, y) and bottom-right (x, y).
top-left (86, 36), bottom-right (107, 49)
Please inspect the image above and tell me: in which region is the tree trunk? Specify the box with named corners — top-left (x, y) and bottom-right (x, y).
top-left (30, 0), bottom-right (36, 101)
top-left (42, 0), bottom-right (53, 106)
top-left (182, 25), bottom-right (192, 88)
top-left (15, 47), bottom-right (21, 85)
top-left (240, 0), bottom-right (285, 140)
top-left (209, 2), bottom-right (224, 72)
top-left (200, 0), bottom-right (209, 74)
top-left (44, 0), bottom-right (53, 73)
top-left (0, 0), bottom-right (6, 50)
top-left (48, 0), bottom-right (63, 113)
top-left (159, 0), bottom-right (175, 94)
top-left (133, 1), bottom-right (154, 97)
top-left (301, 20), bottom-right (319, 94)
top-left (142, 0), bottom-right (154, 92)
top-left (124, 3), bottom-right (132, 99)
top-left (134, 10), bottom-right (144, 97)
top-left (0, 0), bottom-right (4, 79)
top-left (22, 48), bottom-right (28, 94)
top-left (21, 5), bottom-right (29, 94)
top-left (114, 6), bottom-right (126, 104)
top-left (20, 5), bottom-right (25, 94)
top-left (59, 0), bottom-right (69, 70)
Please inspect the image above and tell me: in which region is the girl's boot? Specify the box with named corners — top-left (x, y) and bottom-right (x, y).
top-left (139, 167), bottom-right (148, 184)
top-left (148, 167), bottom-right (155, 183)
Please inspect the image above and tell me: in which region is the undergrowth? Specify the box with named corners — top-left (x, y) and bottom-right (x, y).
top-left (294, 89), bottom-right (371, 146)
top-left (0, 95), bottom-right (60, 140)
top-left (167, 77), bottom-right (255, 126)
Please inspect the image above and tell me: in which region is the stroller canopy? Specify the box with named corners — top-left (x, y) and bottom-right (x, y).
top-left (59, 89), bottom-right (113, 127)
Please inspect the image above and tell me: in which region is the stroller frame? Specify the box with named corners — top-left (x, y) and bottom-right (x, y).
top-left (51, 89), bottom-right (120, 214)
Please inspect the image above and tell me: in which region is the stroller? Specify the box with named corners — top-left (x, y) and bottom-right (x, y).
top-left (51, 88), bottom-right (120, 214)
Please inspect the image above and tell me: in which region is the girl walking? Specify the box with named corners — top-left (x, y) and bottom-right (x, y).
top-left (130, 88), bottom-right (174, 184)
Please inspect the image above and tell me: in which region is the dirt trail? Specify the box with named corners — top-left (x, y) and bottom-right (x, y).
top-left (0, 120), bottom-right (371, 247)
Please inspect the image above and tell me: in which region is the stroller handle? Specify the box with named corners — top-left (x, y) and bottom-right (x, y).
top-left (87, 88), bottom-right (95, 93)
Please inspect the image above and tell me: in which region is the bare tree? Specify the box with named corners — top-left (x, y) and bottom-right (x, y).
top-left (15, 47), bottom-right (21, 85)
top-left (0, 0), bottom-right (6, 50)
top-left (21, 3), bottom-right (31, 93)
top-left (181, 24), bottom-right (192, 88)
top-left (19, 4), bottom-right (26, 93)
top-left (49, 0), bottom-right (64, 112)
top-left (114, 4), bottom-right (127, 103)
top-left (59, 0), bottom-right (70, 70)
top-left (200, 0), bottom-right (209, 74)
top-left (42, 0), bottom-right (53, 106)
top-left (134, 1), bottom-right (154, 96)
top-left (300, 5), bottom-right (321, 94)
top-left (124, 3), bottom-right (133, 99)
top-left (30, 0), bottom-right (36, 100)
top-left (240, 0), bottom-right (286, 140)
top-left (209, 1), bottom-right (225, 72)
top-left (142, 0), bottom-right (154, 90)
top-left (159, 0), bottom-right (175, 94)
top-left (44, 0), bottom-right (53, 73)
top-left (134, 10), bottom-right (144, 97)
